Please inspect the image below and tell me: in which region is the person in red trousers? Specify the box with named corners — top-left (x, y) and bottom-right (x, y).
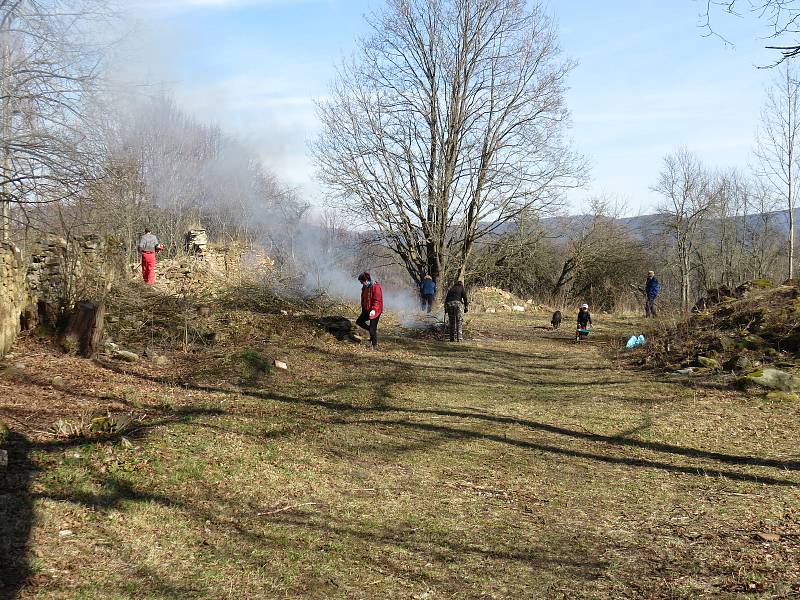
top-left (356, 271), bottom-right (383, 350)
top-left (137, 228), bottom-right (162, 285)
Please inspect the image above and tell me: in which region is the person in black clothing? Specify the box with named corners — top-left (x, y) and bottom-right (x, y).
top-left (444, 281), bottom-right (468, 341)
top-left (576, 303), bottom-right (592, 340)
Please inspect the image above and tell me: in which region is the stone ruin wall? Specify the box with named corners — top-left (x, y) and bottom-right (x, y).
top-left (0, 228), bottom-right (270, 357)
top-left (0, 242), bottom-right (31, 357)
top-left (0, 235), bottom-right (103, 358)
top-left (27, 235), bottom-right (103, 326)
top-left (184, 229), bottom-right (274, 280)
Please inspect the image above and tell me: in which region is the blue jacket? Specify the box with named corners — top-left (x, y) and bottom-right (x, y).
top-left (420, 279), bottom-right (436, 296)
top-left (646, 276), bottom-right (660, 300)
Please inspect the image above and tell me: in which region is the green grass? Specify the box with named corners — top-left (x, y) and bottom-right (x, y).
top-left (2, 310), bottom-right (799, 599)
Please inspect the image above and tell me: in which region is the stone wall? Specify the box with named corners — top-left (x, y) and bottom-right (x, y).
top-left (184, 228), bottom-right (274, 280)
top-left (1, 227), bottom-right (267, 357)
top-left (27, 235), bottom-right (104, 327)
top-left (0, 242), bottom-right (32, 357)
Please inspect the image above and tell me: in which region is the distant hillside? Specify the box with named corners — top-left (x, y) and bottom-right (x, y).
top-left (537, 207), bottom-right (799, 241)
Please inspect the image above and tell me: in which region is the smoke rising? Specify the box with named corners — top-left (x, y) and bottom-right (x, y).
top-left (101, 80), bottom-right (421, 316)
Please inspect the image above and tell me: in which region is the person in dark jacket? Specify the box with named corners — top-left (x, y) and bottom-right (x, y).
top-left (576, 303), bottom-right (592, 340)
top-left (356, 272), bottom-right (383, 350)
top-left (444, 281), bottom-right (468, 341)
top-left (420, 275), bottom-right (436, 313)
top-left (645, 270), bottom-right (660, 318)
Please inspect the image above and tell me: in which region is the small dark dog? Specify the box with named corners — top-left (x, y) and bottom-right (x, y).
top-left (551, 310), bottom-right (562, 329)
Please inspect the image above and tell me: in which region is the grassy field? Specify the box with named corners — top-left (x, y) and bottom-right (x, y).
top-left (1, 307), bottom-right (799, 599)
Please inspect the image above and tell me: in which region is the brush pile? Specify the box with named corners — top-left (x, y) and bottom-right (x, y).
top-left (640, 279), bottom-right (800, 384)
top-left (317, 316), bottom-right (362, 343)
top-left (471, 287), bottom-right (545, 313)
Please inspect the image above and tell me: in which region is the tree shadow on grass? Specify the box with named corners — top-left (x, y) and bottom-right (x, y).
top-left (0, 432), bottom-right (33, 600)
top-left (0, 403), bottom-right (225, 598)
top-left (95, 356), bottom-right (800, 486)
top-left (265, 511), bottom-right (610, 590)
top-left (24, 459), bottom-right (609, 596)
top-left (358, 418), bottom-right (799, 486)
top-left (398, 406), bottom-right (800, 471)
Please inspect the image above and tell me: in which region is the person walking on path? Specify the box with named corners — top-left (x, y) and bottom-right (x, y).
top-left (356, 271), bottom-right (383, 351)
top-left (444, 281), bottom-right (468, 342)
top-left (576, 303), bottom-right (593, 340)
top-left (420, 275), bottom-right (436, 313)
top-left (138, 228), bottom-right (163, 285)
top-left (645, 270), bottom-right (660, 318)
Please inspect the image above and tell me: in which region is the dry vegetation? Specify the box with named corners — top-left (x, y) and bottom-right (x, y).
top-left (1, 284), bottom-right (799, 599)
top-left (638, 279), bottom-right (800, 373)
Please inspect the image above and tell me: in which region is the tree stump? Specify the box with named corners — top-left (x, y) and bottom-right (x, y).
top-left (60, 301), bottom-right (105, 358)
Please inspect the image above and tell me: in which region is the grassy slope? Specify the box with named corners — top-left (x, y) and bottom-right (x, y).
top-left (2, 309), bottom-right (799, 599)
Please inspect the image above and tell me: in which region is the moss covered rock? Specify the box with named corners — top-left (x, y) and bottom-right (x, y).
top-left (743, 334), bottom-right (767, 350)
top-left (723, 354), bottom-right (753, 373)
top-left (766, 391), bottom-right (799, 402)
top-left (740, 368), bottom-right (800, 393)
top-left (716, 335), bottom-right (736, 352)
top-left (696, 356), bottom-right (721, 371)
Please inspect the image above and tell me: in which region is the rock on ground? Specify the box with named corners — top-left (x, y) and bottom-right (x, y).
top-left (317, 316), bottom-right (358, 342)
top-left (696, 356), bottom-right (721, 371)
top-left (112, 350), bottom-right (139, 363)
top-left (766, 391), bottom-right (799, 402)
top-left (723, 355), bottom-right (753, 373)
top-left (740, 368), bottom-right (800, 393)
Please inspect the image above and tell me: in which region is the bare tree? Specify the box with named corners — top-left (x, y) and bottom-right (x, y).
top-left (0, 0), bottom-right (112, 240)
top-left (742, 178), bottom-right (784, 278)
top-left (754, 61), bottom-right (800, 279)
top-left (314, 0), bottom-right (585, 289)
top-left (98, 95), bottom-right (305, 262)
top-left (468, 208), bottom-right (556, 298)
top-left (692, 168), bottom-right (747, 290)
top-left (653, 148), bottom-right (716, 311)
top-left (550, 197), bottom-right (644, 310)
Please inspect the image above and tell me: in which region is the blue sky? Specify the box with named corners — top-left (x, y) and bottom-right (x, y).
top-left (119, 0), bottom-right (782, 215)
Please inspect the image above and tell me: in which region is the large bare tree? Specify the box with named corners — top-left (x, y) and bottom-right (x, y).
top-left (314, 0), bottom-right (585, 288)
top-left (754, 61), bottom-right (800, 279)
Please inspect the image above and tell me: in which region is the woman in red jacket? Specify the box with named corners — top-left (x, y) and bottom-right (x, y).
top-left (356, 271), bottom-right (383, 350)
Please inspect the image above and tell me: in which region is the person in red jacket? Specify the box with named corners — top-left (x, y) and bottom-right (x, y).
top-left (356, 271), bottom-right (383, 350)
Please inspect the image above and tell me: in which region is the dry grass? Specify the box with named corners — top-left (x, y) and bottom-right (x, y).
top-left (1, 294), bottom-right (799, 599)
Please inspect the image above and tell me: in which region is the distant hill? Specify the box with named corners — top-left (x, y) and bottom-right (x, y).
top-left (536, 207), bottom-right (799, 241)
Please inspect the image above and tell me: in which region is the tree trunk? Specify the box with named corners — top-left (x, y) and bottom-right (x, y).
top-left (60, 301), bottom-right (105, 358)
top-left (790, 201), bottom-right (795, 279)
top-left (681, 253), bottom-right (691, 312)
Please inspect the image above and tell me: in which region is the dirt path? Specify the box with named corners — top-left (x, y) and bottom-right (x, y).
top-left (1, 311), bottom-right (799, 598)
